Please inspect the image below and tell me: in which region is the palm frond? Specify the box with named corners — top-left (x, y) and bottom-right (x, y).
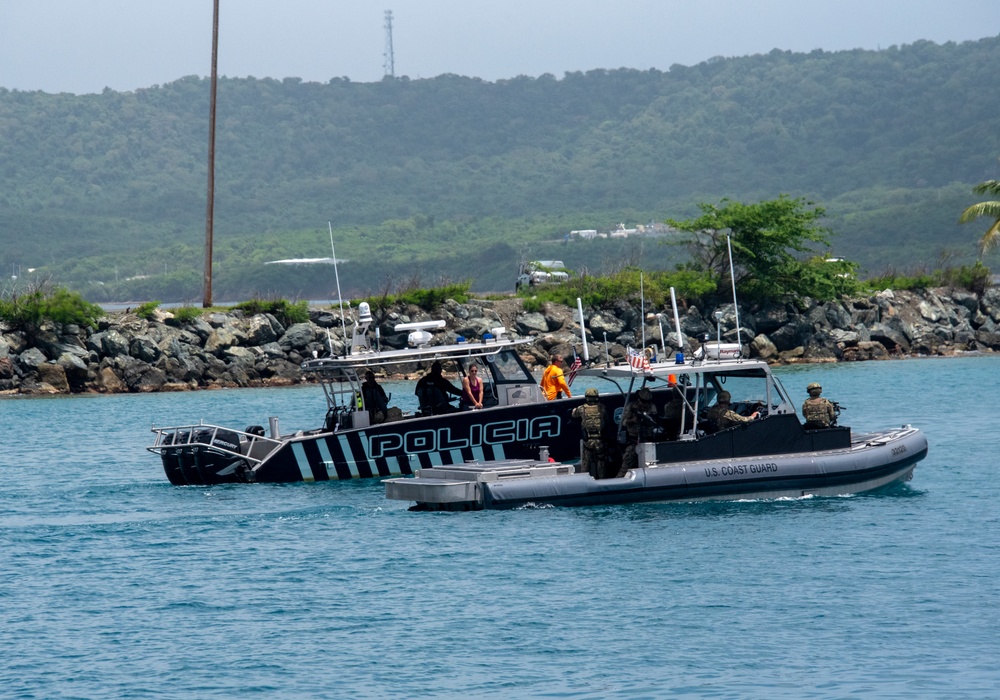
top-left (959, 201), bottom-right (1000, 224)
top-left (971, 180), bottom-right (1000, 197)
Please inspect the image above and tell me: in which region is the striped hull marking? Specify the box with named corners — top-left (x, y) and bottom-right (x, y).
top-left (288, 435), bottom-right (511, 482)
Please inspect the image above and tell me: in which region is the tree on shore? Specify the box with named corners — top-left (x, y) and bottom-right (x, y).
top-left (959, 179), bottom-right (1000, 257)
top-left (667, 196), bottom-right (857, 301)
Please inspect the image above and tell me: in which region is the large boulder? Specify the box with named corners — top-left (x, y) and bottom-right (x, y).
top-left (96, 367), bottom-right (126, 393)
top-left (515, 312), bottom-right (549, 335)
top-left (36, 363), bottom-right (70, 392)
top-left (278, 323), bottom-right (318, 351)
top-left (120, 359), bottom-right (167, 392)
top-left (130, 335), bottom-right (161, 363)
top-left (244, 314), bottom-right (279, 345)
top-left (204, 327), bottom-right (239, 356)
top-left (588, 312), bottom-right (624, 337)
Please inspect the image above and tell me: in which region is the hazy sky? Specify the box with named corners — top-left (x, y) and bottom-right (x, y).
top-left (2, 1), bottom-right (999, 94)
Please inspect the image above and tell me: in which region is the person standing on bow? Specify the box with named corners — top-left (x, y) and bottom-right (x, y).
top-left (802, 382), bottom-right (837, 429)
top-left (460, 364), bottom-right (485, 410)
top-left (572, 388), bottom-right (609, 479)
top-left (540, 354), bottom-right (572, 400)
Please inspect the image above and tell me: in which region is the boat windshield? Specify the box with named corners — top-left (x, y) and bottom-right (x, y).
top-left (485, 350), bottom-right (534, 384)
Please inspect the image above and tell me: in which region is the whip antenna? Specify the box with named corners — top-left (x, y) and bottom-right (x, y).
top-left (726, 234), bottom-right (742, 358)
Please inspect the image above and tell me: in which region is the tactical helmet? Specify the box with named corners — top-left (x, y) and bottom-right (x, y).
top-left (807, 382), bottom-right (822, 396)
top-left (638, 386), bottom-right (652, 400)
top-left (585, 387), bottom-right (599, 401)
top-left (717, 390), bottom-right (732, 403)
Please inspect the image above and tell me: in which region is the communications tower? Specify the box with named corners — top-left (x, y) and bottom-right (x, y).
top-left (383, 10), bottom-right (395, 78)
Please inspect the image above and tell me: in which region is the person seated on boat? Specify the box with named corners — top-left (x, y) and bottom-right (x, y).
top-left (460, 364), bottom-right (485, 410)
top-left (572, 388), bottom-right (610, 479)
top-left (415, 361), bottom-right (462, 415)
top-left (705, 390), bottom-right (759, 432)
top-left (801, 382), bottom-right (837, 429)
top-left (540, 354), bottom-right (572, 400)
top-left (361, 370), bottom-right (390, 424)
top-left (616, 385), bottom-right (660, 477)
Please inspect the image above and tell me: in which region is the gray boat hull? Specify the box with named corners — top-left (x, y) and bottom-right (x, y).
top-left (385, 426), bottom-right (928, 510)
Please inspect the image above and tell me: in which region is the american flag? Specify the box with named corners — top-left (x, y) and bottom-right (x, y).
top-left (566, 352), bottom-right (583, 386)
top-left (627, 346), bottom-right (651, 372)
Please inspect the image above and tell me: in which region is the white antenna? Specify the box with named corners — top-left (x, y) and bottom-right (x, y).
top-left (640, 272), bottom-right (646, 350)
top-left (670, 286), bottom-right (684, 355)
top-left (329, 221), bottom-right (349, 352)
top-left (726, 234), bottom-right (742, 357)
top-left (576, 297), bottom-right (589, 362)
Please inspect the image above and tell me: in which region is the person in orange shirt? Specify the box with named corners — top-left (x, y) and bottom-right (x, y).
top-left (540, 354), bottom-right (572, 400)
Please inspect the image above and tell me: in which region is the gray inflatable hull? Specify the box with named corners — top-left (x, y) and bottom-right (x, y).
top-left (386, 427), bottom-right (927, 510)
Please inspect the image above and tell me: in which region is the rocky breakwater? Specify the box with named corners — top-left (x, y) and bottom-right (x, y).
top-left (2, 287), bottom-right (999, 396)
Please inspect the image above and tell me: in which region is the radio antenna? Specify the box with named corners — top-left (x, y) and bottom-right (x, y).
top-left (329, 221), bottom-right (349, 352)
top-left (726, 234), bottom-right (742, 358)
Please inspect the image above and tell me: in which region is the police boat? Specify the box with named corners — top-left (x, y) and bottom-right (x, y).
top-left (384, 349), bottom-right (928, 510)
top-left (147, 302), bottom-right (667, 485)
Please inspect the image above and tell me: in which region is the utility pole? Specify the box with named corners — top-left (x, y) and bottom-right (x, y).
top-left (383, 10), bottom-right (395, 78)
top-left (203, 0), bottom-right (219, 308)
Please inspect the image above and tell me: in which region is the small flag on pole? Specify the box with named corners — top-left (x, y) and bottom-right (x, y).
top-left (566, 352), bottom-right (583, 386)
top-left (627, 346), bottom-right (651, 372)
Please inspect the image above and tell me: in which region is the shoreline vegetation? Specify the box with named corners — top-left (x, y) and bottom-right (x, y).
top-left (2, 283), bottom-right (1000, 397)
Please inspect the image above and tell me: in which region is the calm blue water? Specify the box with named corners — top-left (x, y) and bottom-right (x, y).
top-left (2, 356), bottom-right (998, 698)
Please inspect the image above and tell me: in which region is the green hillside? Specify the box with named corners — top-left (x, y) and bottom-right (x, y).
top-left (1, 36), bottom-right (998, 301)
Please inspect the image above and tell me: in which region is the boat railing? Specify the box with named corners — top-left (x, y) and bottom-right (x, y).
top-left (147, 423), bottom-right (284, 467)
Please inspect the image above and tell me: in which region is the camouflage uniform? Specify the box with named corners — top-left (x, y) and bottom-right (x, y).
top-left (661, 388), bottom-right (686, 440)
top-left (706, 390), bottom-right (756, 431)
top-left (617, 387), bottom-right (658, 477)
top-left (571, 388), bottom-right (608, 479)
top-left (802, 382), bottom-right (836, 429)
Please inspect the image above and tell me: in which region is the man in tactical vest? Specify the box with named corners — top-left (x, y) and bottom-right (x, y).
top-left (617, 385), bottom-right (659, 477)
top-left (705, 390), bottom-right (759, 432)
top-left (571, 388), bottom-right (609, 479)
top-left (801, 382), bottom-right (837, 429)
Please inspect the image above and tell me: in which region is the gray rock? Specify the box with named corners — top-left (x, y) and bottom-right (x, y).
top-left (130, 336), bottom-right (161, 363)
top-left (57, 352), bottom-right (89, 381)
top-left (204, 327), bottom-right (238, 355)
top-left (19, 347), bottom-right (49, 368)
top-left (244, 314), bottom-right (278, 345)
top-left (515, 312), bottom-right (549, 335)
top-left (588, 313), bottom-right (624, 337)
top-left (829, 328), bottom-right (860, 344)
top-left (279, 323), bottom-right (317, 351)
top-left (750, 333), bottom-right (778, 360)
top-left (224, 346), bottom-right (257, 367)
top-left (121, 359), bottom-right (168, 392)
top-left (99, 329), bottom-right (131, 358)
top-left (769, 319), bottom-right (814, 352)
top-left (868, 321), bottom-right (910, 353)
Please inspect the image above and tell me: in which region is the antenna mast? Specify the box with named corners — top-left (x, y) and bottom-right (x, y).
top-left (383, 10), bottom-right (395, 78)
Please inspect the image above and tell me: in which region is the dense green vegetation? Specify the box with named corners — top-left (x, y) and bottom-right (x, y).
top-left (1, 35), bottom-right (999, 301)
top-left (0, 283), bottom-right (104, 331)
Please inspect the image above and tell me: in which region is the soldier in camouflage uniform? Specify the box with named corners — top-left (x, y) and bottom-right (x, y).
top-left (705, 390), bottom-right (759, 432)
top-left (801, 382), bottom-right (837, 429)
top-left (617, 385), bottom-right (658, 477)
top-left (571, 388), bottom-right (609, 479)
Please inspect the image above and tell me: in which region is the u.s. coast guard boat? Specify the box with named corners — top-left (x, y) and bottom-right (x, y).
top-left (148, 302), bottom-right (668, 485)
top-left (385, 350), bottom-right (928, 510)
